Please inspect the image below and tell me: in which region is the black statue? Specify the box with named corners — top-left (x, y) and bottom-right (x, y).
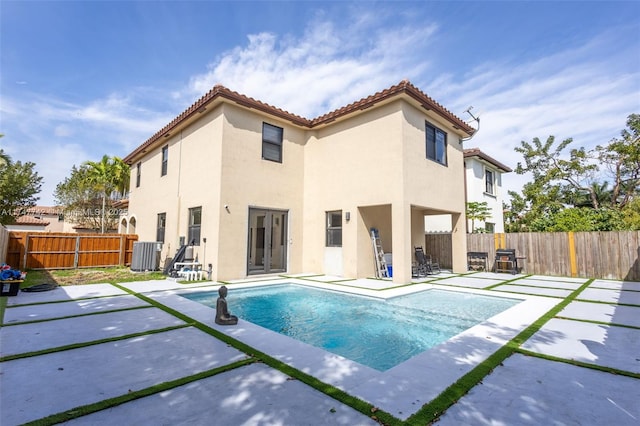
top-left (215, 285), bottom-right (238, 325)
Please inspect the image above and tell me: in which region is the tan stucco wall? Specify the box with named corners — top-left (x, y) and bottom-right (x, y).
top-left (127, 106), bottom-right (225, 275)
top-left (215, 104), bottom-right (306, 280)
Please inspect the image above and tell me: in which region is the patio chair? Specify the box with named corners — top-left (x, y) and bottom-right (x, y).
top-left (414, 246), bottom-right (441, 277)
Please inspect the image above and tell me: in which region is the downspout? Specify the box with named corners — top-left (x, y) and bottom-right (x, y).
top-left (175, 131), bottom-right (183, 253)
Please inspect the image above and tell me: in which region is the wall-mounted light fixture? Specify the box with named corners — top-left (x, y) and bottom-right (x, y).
top-left (345, 211), bottom-right (351, 222)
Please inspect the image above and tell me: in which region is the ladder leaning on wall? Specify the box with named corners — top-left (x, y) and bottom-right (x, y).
top-left (371, 228), bottom-right (389, 279)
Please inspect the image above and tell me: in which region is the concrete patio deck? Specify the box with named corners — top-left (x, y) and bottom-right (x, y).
top-left (1, 272), bottom-right (638, 425)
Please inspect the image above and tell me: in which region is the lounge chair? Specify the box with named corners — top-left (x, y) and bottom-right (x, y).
top-left (413, 246), bottom-right (441, 277)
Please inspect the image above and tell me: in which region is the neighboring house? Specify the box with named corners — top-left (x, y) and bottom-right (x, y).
top-left (4, 205), bottom-right (128, 234)
top-left (463, 148), bottom-right (512, 233)
top-left (425, 148), bottom-right (511, 233)
top-left (123, 80), bottom-right (475, 283)
top-left (5, 206), bottom-right (63, 232)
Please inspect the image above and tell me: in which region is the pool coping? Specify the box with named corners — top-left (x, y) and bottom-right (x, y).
top-left (134, 278), bottom-right (558, 420)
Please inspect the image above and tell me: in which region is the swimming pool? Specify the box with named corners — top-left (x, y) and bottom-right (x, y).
top-left (183, 284), bottom-right (521, 371)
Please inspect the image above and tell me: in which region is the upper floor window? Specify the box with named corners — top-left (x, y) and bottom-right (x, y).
top-left (161, 145), bottom-right (168, 176)
top-left (156, 213), bottom-right (166, 243)
top-left (485, 169), bottom-right (495, 195)
top-left (188, 206), bottom-right (202, 246)
top-left (326, 211), bottom-right (342, 247)
top-left (136, 162), bottom-right (141, 188)
top-left (426, 122), bottom-right (447, 165)
top-left (262, 122), bottom-right (283, 163)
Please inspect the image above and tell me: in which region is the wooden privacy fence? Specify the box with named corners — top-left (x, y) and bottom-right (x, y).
top-left (5, 232), bottom-right (138, 270)
top-left (0, 224), bottom-right (9, 264)
top-left (467, 231), bottom-right (640, 281)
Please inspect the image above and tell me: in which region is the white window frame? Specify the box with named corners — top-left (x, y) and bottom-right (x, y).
top-left (326, 210), bottom-right (342, 247)
top-left (484, 167), bottom-right (496, 196)
top-left (188, 206), bottom-right (202, 246)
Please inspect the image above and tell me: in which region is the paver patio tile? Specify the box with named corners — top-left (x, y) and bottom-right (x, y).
top-left (62, 363), bottom-right (378, 426)
top-left (521, 318), bottom-right (640, 373)
top-left (436, 354), bottom-right (640, 426)
top-left (435, 276), bottom-right (503, 289)
top-left (2, 294), bottom-right (149, 324)
top-left (510, 278), bottom-right (582, 290)
top-left (6, 283), bottom-right (126, 306)
top-left (527, 275), bottom-right (589, 283)
top-left (589, 279), bottom-right (640, 291)
top-left (1, 307), bottom-right (186, 357)
top-left (577, 288), bottom-right (640, 305)
top-left (558, 301), bottom-right (640, 328)
top-left (492, 285), bottom-right (572, 298)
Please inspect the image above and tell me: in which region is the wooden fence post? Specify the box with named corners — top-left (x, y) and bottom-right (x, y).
top-left (118, 235), bottom-right (125, 266)
top-left (74, 236), bottom-right (80, 268)
top-left (567, 231), bottom-right (577, 277)
top-left (23, 235), bottom-right (30, 270)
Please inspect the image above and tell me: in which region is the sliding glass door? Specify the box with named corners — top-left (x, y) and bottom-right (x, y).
top-left (248, 208), bottom-right (288, 274)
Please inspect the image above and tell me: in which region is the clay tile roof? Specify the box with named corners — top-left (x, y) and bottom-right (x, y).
top-left (464, 148), bottom-right (512, 172)
top-left (25, 206), bottom-right (62, 216)
top-left (311, 80), bottom-right (475, 135)
top-left (14, 215), bottom-right (50, 226)
top-left (124, 80), bottom-right (476, 164)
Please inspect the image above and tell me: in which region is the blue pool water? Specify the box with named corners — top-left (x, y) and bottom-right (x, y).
top-left (183, 284), bottom-right (520, 371)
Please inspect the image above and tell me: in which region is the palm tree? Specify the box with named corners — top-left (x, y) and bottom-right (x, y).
top-left (0, 149), bottom-right (10, 167)
top-left (82, 155), bottom-right (130, 233)
top-left (0, 135), bottom-right (10, 167)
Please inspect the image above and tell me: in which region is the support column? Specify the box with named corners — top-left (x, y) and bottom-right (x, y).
top-left (391, 203), bottom-right (411, 284)
top-left (451, 212), bottom-right (468, 273)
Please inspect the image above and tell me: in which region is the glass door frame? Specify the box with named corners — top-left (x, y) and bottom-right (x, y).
top-left (247, 207), bottom-right (288, 275)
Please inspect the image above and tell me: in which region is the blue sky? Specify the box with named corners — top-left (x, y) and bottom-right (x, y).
top-left (1, 1), bottom-right (639, 206)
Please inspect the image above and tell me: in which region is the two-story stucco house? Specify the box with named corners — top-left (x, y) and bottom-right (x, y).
top-left (463, 148), bottom-right (512, 233)
top-left (122, 80), bottom-right (475, 283)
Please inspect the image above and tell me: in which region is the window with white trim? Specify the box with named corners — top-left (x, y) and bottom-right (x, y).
top-left (156, 213), bottom-right (166, 243)
top-left (188, 207), bottom-right (202, 246)
top-left (326, 211), bottom-right (342, 247)
top-left (485, 168), bottom-right (495, 195)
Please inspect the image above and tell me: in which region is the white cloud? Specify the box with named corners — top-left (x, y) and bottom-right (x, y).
top-left (428, 32), bottom-right (640, 199)
top-left (0, 90), bottom-right (174, 204)
top-left (184, 14), bottom-right (437, 118)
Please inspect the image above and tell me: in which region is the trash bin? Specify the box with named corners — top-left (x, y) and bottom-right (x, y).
top-left (384, 253), bottom-right (393, 277)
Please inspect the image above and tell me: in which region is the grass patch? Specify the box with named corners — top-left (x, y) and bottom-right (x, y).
top-left (20, 266), bottom-right (165, 287)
